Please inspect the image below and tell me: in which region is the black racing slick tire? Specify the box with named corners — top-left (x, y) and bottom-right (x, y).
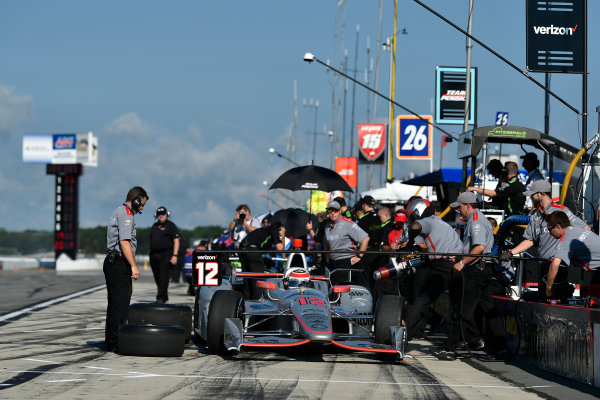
top-left (207, 290), bottom-right (244, 355)
top-left (375, 295), bottom-right (408, 358)
top-left (128, 303), bottom-right (193, 341)
top-left (118, 324), bottom-right (185, 357)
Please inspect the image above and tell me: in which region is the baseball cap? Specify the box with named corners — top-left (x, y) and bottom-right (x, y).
top-left (156, 206), bottom-right (167, 214)
top-left (450, 191), bottom-right (478, 208)
top-left (520, 152), bottom-right (538, 161)
top-left (394, 212), bottom-right (407, 223)
top-left (326, 200), bottom-right (341, 210)
top-left (361, 195), bottom-right (376, 207)
top-left (524, 179), bottom-right (551, 196)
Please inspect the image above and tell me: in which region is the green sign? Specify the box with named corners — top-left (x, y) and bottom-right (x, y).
top-left (487, 127), bottom-right (527, 138)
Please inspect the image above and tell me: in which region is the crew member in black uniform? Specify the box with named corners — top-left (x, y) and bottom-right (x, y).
top-left (356, 195), bottom-right (381, 291)
top-left (104, 186), bottom-right (147, 352)
top-left (149, 206), bottom-right (180, 304)
top-left (468, 161), bottom-right (525, 217)
top-left (239, 221), bottom-right (285, 299)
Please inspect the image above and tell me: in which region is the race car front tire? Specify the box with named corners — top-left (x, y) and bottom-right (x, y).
top-left (207, 290), bottom-right (244, 355)
top-left (375, 295), bottom-right (407, 358)
top-left (128, 303), bottom-right (193, 342)
top-left (118, 324), bottom-right (185, 357)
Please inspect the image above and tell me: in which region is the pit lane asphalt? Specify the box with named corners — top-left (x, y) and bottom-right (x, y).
top-left (1, 269), bottom-right (599, 399)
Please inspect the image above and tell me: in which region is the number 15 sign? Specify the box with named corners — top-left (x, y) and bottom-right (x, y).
top-left (396, 115), bottom-right (432, 160)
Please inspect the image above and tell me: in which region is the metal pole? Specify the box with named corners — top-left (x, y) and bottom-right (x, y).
top-left (387, 0), bottom-right (398, 183)
top-left (462, 0), bottom-right (473, 136)
top-left (582, 0), bottom-right (588, 145)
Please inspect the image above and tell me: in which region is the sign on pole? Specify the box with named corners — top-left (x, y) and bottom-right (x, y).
top-left (435, 67), bottom-right (477, 125)
top-left (357, 123), bottom-right (386, 164)
top-left (396, 115), bottom-right (432, 160)
top-left (335, 157), bottom-right (357, 188)
top-left (526, 0), bottom-right (585, 73)
top-left (495, 112), bottom-right (509, 126)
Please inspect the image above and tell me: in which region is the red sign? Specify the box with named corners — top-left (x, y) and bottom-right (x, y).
top-left (335, 157), bottom-right (357, 188)
top-left (357, 124), bottom-right (386, 162)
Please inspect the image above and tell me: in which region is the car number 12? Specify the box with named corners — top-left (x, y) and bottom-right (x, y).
top-left (195, 261), bottom-right (219, 286)
top-left (295, 297), bottom-right (326, 307)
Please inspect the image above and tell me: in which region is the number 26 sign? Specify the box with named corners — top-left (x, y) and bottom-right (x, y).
top-left (396, 115), bottom-right (432, 159)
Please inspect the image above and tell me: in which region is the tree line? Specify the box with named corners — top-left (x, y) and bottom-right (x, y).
top-left (0, 225), bottom-right (224, 256)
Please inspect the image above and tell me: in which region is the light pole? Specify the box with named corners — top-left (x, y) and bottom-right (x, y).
top-left (327, 130), bottom-right (335, 170)
top-left (269, 147), bottom-right (299, 208)
top-left (302, 99), bottom-right (319, 164)
top-left (268, 147), bottom-right (300, 167)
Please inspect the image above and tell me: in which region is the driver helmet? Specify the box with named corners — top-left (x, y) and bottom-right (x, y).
top-left (406, 198), bottom-right (434, 223)
top-left (284, 267), bottom-right (311, 288)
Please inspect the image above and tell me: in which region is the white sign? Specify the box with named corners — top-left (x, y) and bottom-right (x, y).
top-left (23, 132), bottom-right (98, 166)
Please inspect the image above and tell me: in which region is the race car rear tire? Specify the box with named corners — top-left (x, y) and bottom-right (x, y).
top-left (207, 290), bottom-right (244, 355)
top-left (128, 303), bottom-right (193, 342)
top-left (118, 324), bottom-right (185, 357)
top-left (375, 295), bottom-right (407, 358)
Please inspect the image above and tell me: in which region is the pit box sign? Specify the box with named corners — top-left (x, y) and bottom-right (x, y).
top-left (526, 0), bottom-right (585, 73)
top-left (495, 112), bottom-right (509, 126)
top-left (435, 66), bottom-right (477, 125)
top-left (192, 252), bottom-right (223, 286)
top-left (396, 115), bottom-right (431, 160)
top-left (357, 123), bottom-right (386, 164)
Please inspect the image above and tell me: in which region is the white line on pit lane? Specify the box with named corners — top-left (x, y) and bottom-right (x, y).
top-left (46, 379), bottom-right (86, 383)
top-left (23, 358), bottom-right (60, 364)
top-left (0, 370), bottom-right (554, 390)
top-left (83, 366), bottom-right (113, 370)
top-left (21, 329), bottom-right (58, 333)
top-left (0, 284), bottom-right (106, 323)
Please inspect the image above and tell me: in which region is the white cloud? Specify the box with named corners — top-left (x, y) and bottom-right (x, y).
top-left (77, 113), bottom-right (274, 230)
top-left (105, 112), bottom-right (153, 136)
top-left (0, 85), bottom-right (33, 133)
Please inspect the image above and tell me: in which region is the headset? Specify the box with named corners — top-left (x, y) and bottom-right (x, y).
top-left (131, 196), bottom-right (143, 214)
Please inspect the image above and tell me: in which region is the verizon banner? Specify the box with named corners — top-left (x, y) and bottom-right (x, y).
top-left (335, 157), bottom-right (357, 188)
top-left (526, 0), bottom-right (585, 73)
top-left (357, 123), bottom-right (386, 164)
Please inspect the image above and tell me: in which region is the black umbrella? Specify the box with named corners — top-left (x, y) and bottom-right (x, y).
top-left (271, 208), bottom-right (320, 238)
top-left (269, 165), bottom-right (353, 193)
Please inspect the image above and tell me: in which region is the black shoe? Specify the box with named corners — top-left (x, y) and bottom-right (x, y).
top-left (187, 286), bottom-right (196, 296)
top-left (156, 298), bottom-right (166, 304)
top-left (468, 338), bottom-right (485, 351)
top-left (431, 346), bottom-right (457, 360)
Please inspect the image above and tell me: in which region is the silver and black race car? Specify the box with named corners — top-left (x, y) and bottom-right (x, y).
top-left (192, 252), bottom-right (408, 359)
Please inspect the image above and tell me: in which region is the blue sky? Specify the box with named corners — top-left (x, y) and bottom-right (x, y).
top-left (0, 1), bottom-right (598, 231)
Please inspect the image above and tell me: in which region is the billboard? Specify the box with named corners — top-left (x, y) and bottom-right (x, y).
top-left (335, 157), bottom-right (357, 188)
top-left (526, 0), bottom-right (585, 73)
top-left (396, 115), bottom-right (432, 160)
top-left (435, 67), bottom-right (477, 125)
top-left (23, 132), bottom-right (98, 166)
top-left (357, 123), bottom-right (386, 164)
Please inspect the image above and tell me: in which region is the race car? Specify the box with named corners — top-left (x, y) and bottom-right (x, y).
top-left (192, 251), bottom-right (408, 359)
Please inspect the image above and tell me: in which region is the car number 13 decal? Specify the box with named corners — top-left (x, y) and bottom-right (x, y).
top-left (195, 262), bottom-right (219, 286)
top-left (295, 297), bottom-right (326, 307)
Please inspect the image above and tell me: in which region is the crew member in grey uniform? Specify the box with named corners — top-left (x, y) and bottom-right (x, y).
top-left (104, 186), bottom-right (147, 352)
top-left (406, 202), bottom-right (463, 340)
top-left (544, 211), bottom-right (600, 298)
top-left (442, 191), bottom-right (501, 358)
top-left (503, 179), bottom-right (590, 296)
top-left (323, 200), bottom-right (370, 288)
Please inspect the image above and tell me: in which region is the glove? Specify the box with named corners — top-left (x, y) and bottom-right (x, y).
top-left (499, 251), bottom-right (511, 262)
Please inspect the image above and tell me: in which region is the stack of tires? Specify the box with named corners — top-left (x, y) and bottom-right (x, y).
top-left (118, 303), bottom-right (192, 357)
